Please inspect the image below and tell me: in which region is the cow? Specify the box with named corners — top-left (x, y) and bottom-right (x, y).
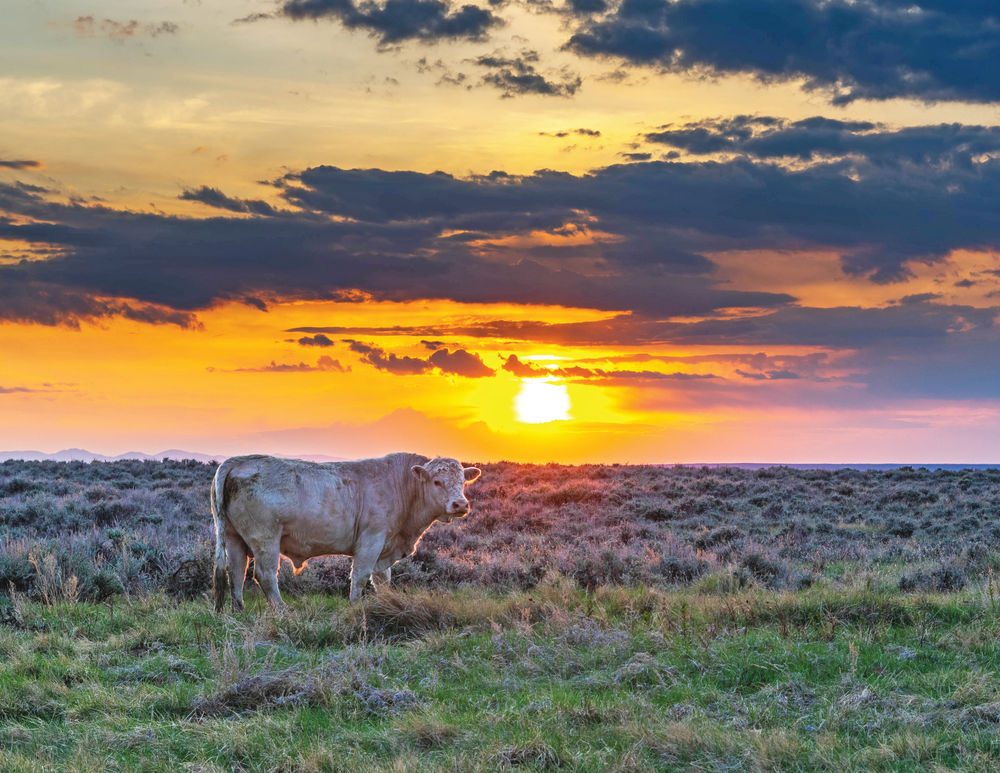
top-left (210, 452), bottom-right (481, 611)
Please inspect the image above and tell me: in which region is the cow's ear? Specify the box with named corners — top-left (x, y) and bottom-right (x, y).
top-left (463, 467), bottom-right (482, 483)
top-left (411, 465), bottom-right (430, 481)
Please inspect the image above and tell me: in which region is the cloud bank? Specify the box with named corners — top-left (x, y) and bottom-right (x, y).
top-left (565, 0), bottom-right (1000, 104)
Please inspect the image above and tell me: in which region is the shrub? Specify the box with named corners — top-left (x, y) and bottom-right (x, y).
top-left (0, 551), bottom-right (34, 591)
top-left (693, 525), bottom-right (745, 549)
top-left (0, 478), bottom-right (37, 496)
top-left (885, 518), bottom-right (916, 538)
top-left (738, 551), bottom-right (788, 587)
top-left (652, 556), bottom-right (709, 585)
top-left (898, 561), bottom-right (968, 593)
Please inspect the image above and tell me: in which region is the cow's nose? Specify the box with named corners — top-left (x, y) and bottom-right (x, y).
top-left (449, 501), bottom-right (470, 515)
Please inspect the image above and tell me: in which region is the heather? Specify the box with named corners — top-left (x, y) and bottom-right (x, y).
top-left (1, 459), bottom-right (999, 601)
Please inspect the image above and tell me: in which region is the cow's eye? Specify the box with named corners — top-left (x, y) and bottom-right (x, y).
top-left (433, 480), bottom-right (444, 488)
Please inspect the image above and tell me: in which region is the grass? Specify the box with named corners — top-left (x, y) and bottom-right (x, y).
top-left (4, 459), bottom-right (1000, 769)
top-left (3, 579), bottom-right (1000, 771)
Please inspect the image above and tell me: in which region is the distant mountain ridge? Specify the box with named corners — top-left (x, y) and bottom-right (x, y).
top-left (0, 449), bottom-right (348, 464)
top-left (0, 450), bottom-right (994, 469)
top-left (0, 448), bottom-right (220, 463)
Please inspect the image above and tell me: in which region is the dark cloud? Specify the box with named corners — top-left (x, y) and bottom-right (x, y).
top-left (473, 50), bottom-right (582, 97)
top-left (565, 0), bottom-right (1000, 105)
top-left (179, 186), bottom-right (278, 217)
top-left (0, 280), bottom-right (198, 329)
top-left (502, 354), bottom-right (542, 377)
top-left (282, 138), bottom-right (1000, 282)
top-left (298, 333), bottom-right (336, 347)
top-left (278, 0), bottom-right (499, 45)
top-left (0, 160), bottom-right (42, 170)
top-left (427, 347), bottom-right (494, 376)
top-left (6, 120), bottom-right (1000, 327)
top-left (344, 340), bottom-right (433, 374)
top-left (344, 340), bottom-right (494, 377)
top-left (568, 0), bottom-right (606, 14)
top-left (645, 116), bottom-right (1000, 166)
top-left (735, 369), bottom-right (800, 381)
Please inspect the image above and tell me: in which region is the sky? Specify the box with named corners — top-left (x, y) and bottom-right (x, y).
top-left (2, 0), bottom-right (1000, 463)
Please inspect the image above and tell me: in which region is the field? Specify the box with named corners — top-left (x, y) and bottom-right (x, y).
top-left (2, 460), bottom-right (1000, 770)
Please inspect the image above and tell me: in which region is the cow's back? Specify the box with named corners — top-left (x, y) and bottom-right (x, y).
top-left (218, 453), bottom-right (422, 563)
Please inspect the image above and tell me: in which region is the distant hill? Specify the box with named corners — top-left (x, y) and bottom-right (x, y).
top-left (0, 448), bottom-right (221, 464)
top-left (0, 449), bottom-right (347, 464)
top-left (0, 451), bottom-right (992, 469)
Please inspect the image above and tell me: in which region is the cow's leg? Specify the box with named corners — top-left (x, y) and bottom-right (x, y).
top-left (370, 564), bottom-right (391, 589)
top-left (350, 535), bottom-right (386, 603)
top-left (249, 535), bottom-right (285, 609)
top-left (225, 531), bottom-right (249, 613)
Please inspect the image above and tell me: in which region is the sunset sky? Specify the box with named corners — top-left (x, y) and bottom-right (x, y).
top-left (3, 0), bottom-right (1000, 463)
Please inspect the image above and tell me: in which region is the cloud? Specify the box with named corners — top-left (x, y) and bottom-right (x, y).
top-left (298, 333), bottom-right (336, 347)
top-left (6, 119), bottom-right (1000, 328)
top-left (734, 369), bottom-right (800, 381)
top-left (564, 0), bottom-right (1000, 105)
top-left (0, 159), bottom-right (42, 170)
top-left (277, 0), bottom-right (500, 46)
top-left (344, 340), bottom-right (433, 374)
top-left (0, 165), bottom-right (794, 326)
top-left (345, 340), bottom-right (494, 377)
top-left (73, 16), bottom-right (179, 40)
top-left (566, 0), bottom-right (607, 14)
top-left (233, 356), bottom-right (347, 373)
top-left (500, 353), bottom-right (718, 383)
top-left (293, 296), bottom-right (999, 350)
top-left (473, 50), bottom-right (582, 97)
top-left (276, 141), bottom-right (1000, 282)
top-left (232, 12), bottom-right (275, 25)
top-left (179, 186), bottom-right (277, 216)
top-left (0, 279), bottom-right (199, 329)
top-left (644, 116), bottom-right (1000, 166)
top-left (539, 128), bottom-right (601, 138)
top-left (502, 354), bottom-right (542, 377)
top-left (290, 299), bottom-right (1000, 408)
top-left (427, 347), bottom-right (494, 376)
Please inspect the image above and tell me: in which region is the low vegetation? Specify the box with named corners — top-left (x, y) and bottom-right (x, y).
top-left (2, 460), bottom-right (1000, 769)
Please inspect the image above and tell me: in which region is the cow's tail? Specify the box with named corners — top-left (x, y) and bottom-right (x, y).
top-left (211, 459), bottom-right (234, 613)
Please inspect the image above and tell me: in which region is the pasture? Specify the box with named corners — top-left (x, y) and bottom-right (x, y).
top-left (2, 460), bottom-right (1000, 770)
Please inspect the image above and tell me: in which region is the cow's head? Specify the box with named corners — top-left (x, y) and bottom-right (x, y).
top-left (411, 457), bottom-right (482, 522)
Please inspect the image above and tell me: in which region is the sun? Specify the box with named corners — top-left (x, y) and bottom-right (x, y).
top-left (514, 378), bottom-right (571, 423)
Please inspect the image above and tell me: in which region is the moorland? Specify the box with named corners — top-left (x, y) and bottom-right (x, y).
top-left (1, 459), bottom-right (1000, 771)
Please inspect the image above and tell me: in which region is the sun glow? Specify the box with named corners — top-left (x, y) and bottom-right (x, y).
top-left (514, 378), bottom-right (571, 423)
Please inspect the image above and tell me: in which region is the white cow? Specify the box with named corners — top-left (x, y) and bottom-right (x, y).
top-left (210, 452), bottom-right (481, 610)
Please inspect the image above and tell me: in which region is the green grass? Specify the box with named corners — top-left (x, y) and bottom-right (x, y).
top-left (3, 578), bottom-right (1000, 771)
